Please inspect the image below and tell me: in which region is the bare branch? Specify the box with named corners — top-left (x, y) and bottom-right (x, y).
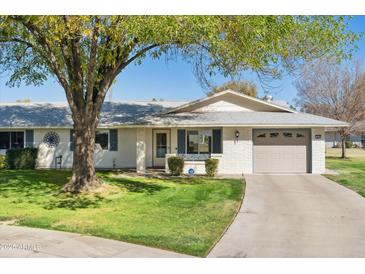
top-left (295, 59), bottom-right (365, 137)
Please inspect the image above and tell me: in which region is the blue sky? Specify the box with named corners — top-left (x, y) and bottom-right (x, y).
top-left (0, 16), bottom-right (364, 105)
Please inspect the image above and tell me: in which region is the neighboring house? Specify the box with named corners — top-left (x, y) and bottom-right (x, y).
top-left (0, 90), bottom-right (348, 174)
top-left (325, 121), bottom-right (365, 148)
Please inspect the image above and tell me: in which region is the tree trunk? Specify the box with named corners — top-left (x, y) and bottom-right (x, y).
top-left (63, 119), bottom-right (103, 193)
top-left (341, 135), bottom-right (347, 159)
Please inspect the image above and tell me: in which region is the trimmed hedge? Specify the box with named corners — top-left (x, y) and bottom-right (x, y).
top-left (0, 155), bottom-right (6, 169)
top-left (6, 148), bottom-right (38, 169)
top-left (205, 158), bottom-right (219, 177)
top-left (168, 156), bottom-right (184, 176)
top-left (345, 141), bottom-right (353, 149)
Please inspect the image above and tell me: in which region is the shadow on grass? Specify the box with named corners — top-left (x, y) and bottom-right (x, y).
top-left (0, 170), bottom-right (69, 199)
top-left (109, 177), bottom-right (168, 194)
top-left (0, 170), bottom-right (108, 210)
top-left (326, 156), bottom-right (352, 160)
top-left (44, 194), bottom-right (105, 210)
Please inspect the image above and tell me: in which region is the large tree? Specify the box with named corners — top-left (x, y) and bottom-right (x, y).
top-left (295, 59), bottom-right (365, 158)
top-left (0, 16), bottom-right (358, 192)
top-left (207, 80), bottom-right (257, 97)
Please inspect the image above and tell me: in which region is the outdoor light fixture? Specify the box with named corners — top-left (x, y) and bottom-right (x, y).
top-left (235, 130), bottom-right (240, 139)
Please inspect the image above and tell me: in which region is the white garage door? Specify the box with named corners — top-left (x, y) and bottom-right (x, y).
top-left (253, 129), bottom-right (310, 173)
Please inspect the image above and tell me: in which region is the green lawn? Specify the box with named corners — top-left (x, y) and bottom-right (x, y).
top-left (326, 148), bottom-right (365, 197)
top-left (0, 170), bottom-right (244, 257)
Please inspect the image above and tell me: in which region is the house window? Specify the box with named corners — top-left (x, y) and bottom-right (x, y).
top-left (187, 130), bottom-right (211, 154)
top-left (0, 132), bottom-right (24, 149)
top-left (0, 132), bottom-right (10, 149)
top-left (270, 132), bottom-right (279, 138)
top-left (257, 133), bottom-right (266, 138)
top-left (11, 132), bottom-right (25, 148)
top-left (296, 133), bottom-right (305, 138)
top-left (95, 131), bottom-right (109, 150)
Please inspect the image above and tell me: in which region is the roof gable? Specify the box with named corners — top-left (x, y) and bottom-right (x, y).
top-left (165, 90), bottom-right (295, 114)
top-left (194, 100), bottom-right (254, 112)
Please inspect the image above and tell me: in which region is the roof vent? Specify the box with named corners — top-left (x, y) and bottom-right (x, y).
top-left (262, 94), bottom-right (273, 102)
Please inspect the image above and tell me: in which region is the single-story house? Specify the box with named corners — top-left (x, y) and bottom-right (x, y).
top-left (325, 121), bottom-right (365, 148)
top-left (0, 90), bottom-right (348, 174)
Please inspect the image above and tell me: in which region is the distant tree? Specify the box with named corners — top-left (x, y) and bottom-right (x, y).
top-left (15, 98), bottom-right (31, 103)
top-left (295, 59), bottom-right (365, 158)
top-left (208, 80), bottom-right (257, 97)
top-left (0, 16), bottom-right (358, 192)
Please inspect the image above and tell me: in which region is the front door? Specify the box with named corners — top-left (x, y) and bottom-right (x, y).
top-left (153, 130), bottom-right (170, 167)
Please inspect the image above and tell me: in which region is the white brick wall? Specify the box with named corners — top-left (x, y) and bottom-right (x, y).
top-left (30, 126), bottom-right (325, 174)
top-left (165, 127), bottom-right (253, 175)
top-left (218, 127), bottom-right (253, 174)
top-left (35, 129), bottom-right (73, 168)
top-left (311, 127), bottom-right (326, 174)
top-left (34, 128), bottom-right (138, 169)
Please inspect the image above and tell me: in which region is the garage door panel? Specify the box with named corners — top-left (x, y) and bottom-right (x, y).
top-left (253, 129), bottom-right (310, 173)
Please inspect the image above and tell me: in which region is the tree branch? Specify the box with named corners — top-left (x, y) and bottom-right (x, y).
top-left (0, 37), bottom-right (35, 48)
top-left (116, 43), bottom-right (159, 75)
top-left (91, 43), bottom-right (160, 118)
top-left (10, 16), bottom-right (78, 117)
top-left (85, 17), bottom-right (100, 106)
top-left (62, 16), bottom-right (85, 110)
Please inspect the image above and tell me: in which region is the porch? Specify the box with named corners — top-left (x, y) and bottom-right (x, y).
top-left (165, 153), bottom-right (222, 175)
top-left (136, 127), bottom-right (223, 174)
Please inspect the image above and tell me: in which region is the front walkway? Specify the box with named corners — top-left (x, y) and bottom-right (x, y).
top-left (0, 225), bottom-right (192, 258)
top-left (209, 174), bottom-right (365, 258)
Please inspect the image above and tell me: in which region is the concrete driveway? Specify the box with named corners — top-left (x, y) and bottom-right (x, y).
top-left (0, 225), bottom-right (191, 258)
top-left (209, 174), bottom-right (365, 258)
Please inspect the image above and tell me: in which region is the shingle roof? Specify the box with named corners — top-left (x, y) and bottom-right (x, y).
top-left (0, 101), bottom-right (187, 128)
top-left (0, 101), bottom-right (348, 128)
top-left (147, 112), bottom-right (349, 127)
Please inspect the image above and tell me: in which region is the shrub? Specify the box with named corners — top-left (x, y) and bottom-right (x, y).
top-left (345, 141), bottom-right (353, 149)
top-left (168, 156), bottom-right (184, 176)
top-left (6, 148), bottom-right (38, 169)
top-left (205, 158), bottom-right (219, 177)
top-left (0, 155), bottom-right (6, 169)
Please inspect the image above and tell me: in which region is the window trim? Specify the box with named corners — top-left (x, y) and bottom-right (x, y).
top-left (0, 131), bottom-right (25, 150)
top-left (155, 132), bottom-right (168, 158)
top-left (95, 130), bottom-right (110, 151)
top-left (186, 129), bottom-right (213, 155)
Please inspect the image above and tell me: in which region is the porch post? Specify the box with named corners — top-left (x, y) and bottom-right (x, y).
top-left (136, 128), bottom-right (146, 173)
